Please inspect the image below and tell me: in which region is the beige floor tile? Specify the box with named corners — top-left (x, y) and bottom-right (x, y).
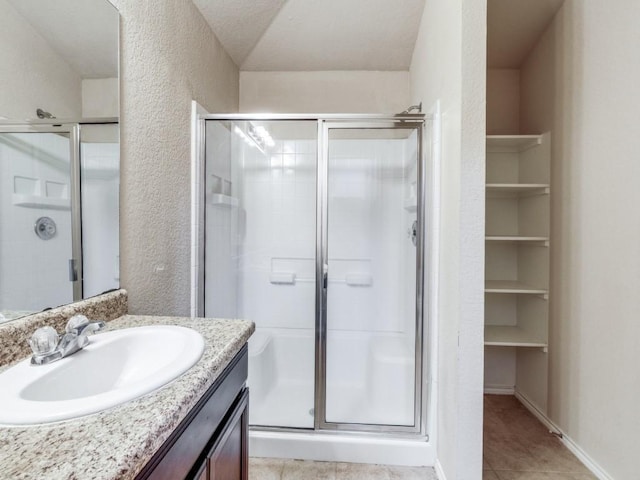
top-left (251, 459), bottom-right (436, 480)
top-left (494, 472), bottom-right (544, 480)
top-left (249, 457), bottom-right (285, 480)
top-left (484, 395), bottom-right (592, 476)
top-left (484, 435), bottom-right (542, 471)
top-left (484, 470), bottom-right (500, 480)
top-left (282, 459), bottom-right (336, 480)
top-left (527, 442), bottom-right (592, 474)
top-left (386, 465), bottom-right (438, 479)
top-left (336, 462), bottom-right (391, 479)
top-left (495, 472), bottom-right (598, 480)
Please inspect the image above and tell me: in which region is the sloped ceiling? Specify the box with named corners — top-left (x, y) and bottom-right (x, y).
top-left (193, 0), bottom-right (426, 71)
top-left (488, 0), bottom-right (565, 68)
top-left (6, 0), bottom-right (118, 78)
top-left (192, 0), bottom-right (288, 68)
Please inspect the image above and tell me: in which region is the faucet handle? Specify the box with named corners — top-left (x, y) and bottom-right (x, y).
top-left (28, 326), bottom-right (59, 356)
top-left (66, 315), bottom-right (105, 336)
top-left (65, 315), bottom-right (90, 334)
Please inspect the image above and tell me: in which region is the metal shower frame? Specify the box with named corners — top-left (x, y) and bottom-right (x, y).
top-left (196, 113), bottom-right (431, 438)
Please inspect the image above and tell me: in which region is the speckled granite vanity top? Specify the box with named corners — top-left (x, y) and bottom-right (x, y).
top-left (0, 315), bottom-right (254, 480)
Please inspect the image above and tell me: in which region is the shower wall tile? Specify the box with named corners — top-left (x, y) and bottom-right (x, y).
top-left (204, 129), bottom-right (418, 338)
top-left (231, 137), bottom-right (415, 333)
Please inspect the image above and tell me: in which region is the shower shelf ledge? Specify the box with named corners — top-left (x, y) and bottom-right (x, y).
top-left (12, 194), bottom-right (70, 210)
top-left (210, 194), bottom-right (239, 208)
top-left (403, 197), bottom-right (417, 212)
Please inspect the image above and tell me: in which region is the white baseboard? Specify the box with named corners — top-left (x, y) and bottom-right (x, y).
top-left (434, 459), bottom-right (447, 480)
top-left (515, 391), bottom-right (614, 480)
top-left (484, 385), bottom-right (515, 395)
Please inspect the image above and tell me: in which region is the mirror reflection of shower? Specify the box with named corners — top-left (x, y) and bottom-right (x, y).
top-left (0, 124), bottom-right (119, 324)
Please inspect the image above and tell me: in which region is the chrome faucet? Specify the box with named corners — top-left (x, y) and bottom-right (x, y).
top-left (28, 315), bottom-right (105, 365)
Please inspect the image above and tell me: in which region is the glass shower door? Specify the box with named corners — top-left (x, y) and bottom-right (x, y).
top-left (0, 127), bottom-right (79, 320)
top-left (204, 119), bottom-right (318, 429)
top-left (319, 123), bottom-right (424, 432)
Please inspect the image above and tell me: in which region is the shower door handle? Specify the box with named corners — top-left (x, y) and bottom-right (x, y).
top-left (68, 259), bottom-right (78, 282)
top-left (323, 263), bottom-right (328, 289)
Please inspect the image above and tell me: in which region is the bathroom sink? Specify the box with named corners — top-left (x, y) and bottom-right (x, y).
top-left (0, 325), bottom-right (205, 425)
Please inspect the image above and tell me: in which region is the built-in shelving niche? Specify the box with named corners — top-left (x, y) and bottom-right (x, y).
top-left (484, 133), bottom-right (550, 349)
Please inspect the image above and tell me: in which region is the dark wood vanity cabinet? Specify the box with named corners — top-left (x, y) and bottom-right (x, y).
top-left (197, 389), bottom-right (248, 480)
top-left (136, 346), bottom-right (249, 480)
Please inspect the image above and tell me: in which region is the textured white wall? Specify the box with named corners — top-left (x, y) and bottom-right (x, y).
top-left (486, 68), bottom-right (520, 135)
top-left (410, 0), bottom-right (486, 478)
top-left (0, 0), bottom-right (82, 120)
top-left (520, 2), bottom-right (640, 478)
top-left (82, 78), bottom-right (119, 118)
top-left (240, 71), bottom-right (410, 113)
top-left (111, 0), bottom-right (239, 315)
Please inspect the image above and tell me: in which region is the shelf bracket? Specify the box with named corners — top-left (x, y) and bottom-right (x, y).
top-left (542, 346), bottom-right (548, 353)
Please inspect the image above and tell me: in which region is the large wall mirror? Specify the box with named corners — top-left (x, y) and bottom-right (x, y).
top-left (0, 0), bottom-right (119, 323)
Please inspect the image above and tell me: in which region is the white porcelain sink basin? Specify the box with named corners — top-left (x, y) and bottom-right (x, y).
top-left (0, 325), bottom-right (204, 425)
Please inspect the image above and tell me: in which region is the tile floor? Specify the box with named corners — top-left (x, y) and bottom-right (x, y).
top-left (248, 458), bottom-right (438, 479)
top-left (248, 394), bottom-right (598, 480)
top-left (483, 395), bottom-right (597, 480)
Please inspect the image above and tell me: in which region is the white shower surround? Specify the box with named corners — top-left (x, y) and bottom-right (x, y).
top-left (248, 329), bottom-right (415, 428)
top-left (201, 117), bottom-right (436, 465)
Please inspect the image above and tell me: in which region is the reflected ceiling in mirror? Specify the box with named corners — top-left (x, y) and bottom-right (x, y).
top-left (0, 0), bottom-right (119, 121)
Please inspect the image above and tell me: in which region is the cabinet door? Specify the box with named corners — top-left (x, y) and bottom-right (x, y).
top-left (195, 463), bottom-right (208, 480)
top-left (209, 389), bottom-right (249, 480)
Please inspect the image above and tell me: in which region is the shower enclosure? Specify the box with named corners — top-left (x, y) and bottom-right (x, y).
top-left (198, 113), bottom-right (431, 461)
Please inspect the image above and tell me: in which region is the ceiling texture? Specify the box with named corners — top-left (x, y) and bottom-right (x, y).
top-left (10, 0), bottom-right (565, 78)
top-left (7, 0), bottom-right (119, 77)
top-left (487, 0), bottom-right (565, 68)
top-left (193, 0), bottom-right (426, 71)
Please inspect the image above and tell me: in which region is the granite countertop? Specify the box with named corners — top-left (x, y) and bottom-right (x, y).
top-left (0, 315), bottom-right (254, 480)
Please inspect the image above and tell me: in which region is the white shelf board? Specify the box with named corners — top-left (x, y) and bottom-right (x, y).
top-left (484, 325), bottom-right (547, 348)
top-left (486, 184), bottom-right (550, 195)
top-left (485, 280), bottom-right (547, 295)
top-left (12, 194), bottom-right (70, 210)
top-left (485, 235), bottom-right (549, 243)
top-left (486, 135), bottom-right (542, 152)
